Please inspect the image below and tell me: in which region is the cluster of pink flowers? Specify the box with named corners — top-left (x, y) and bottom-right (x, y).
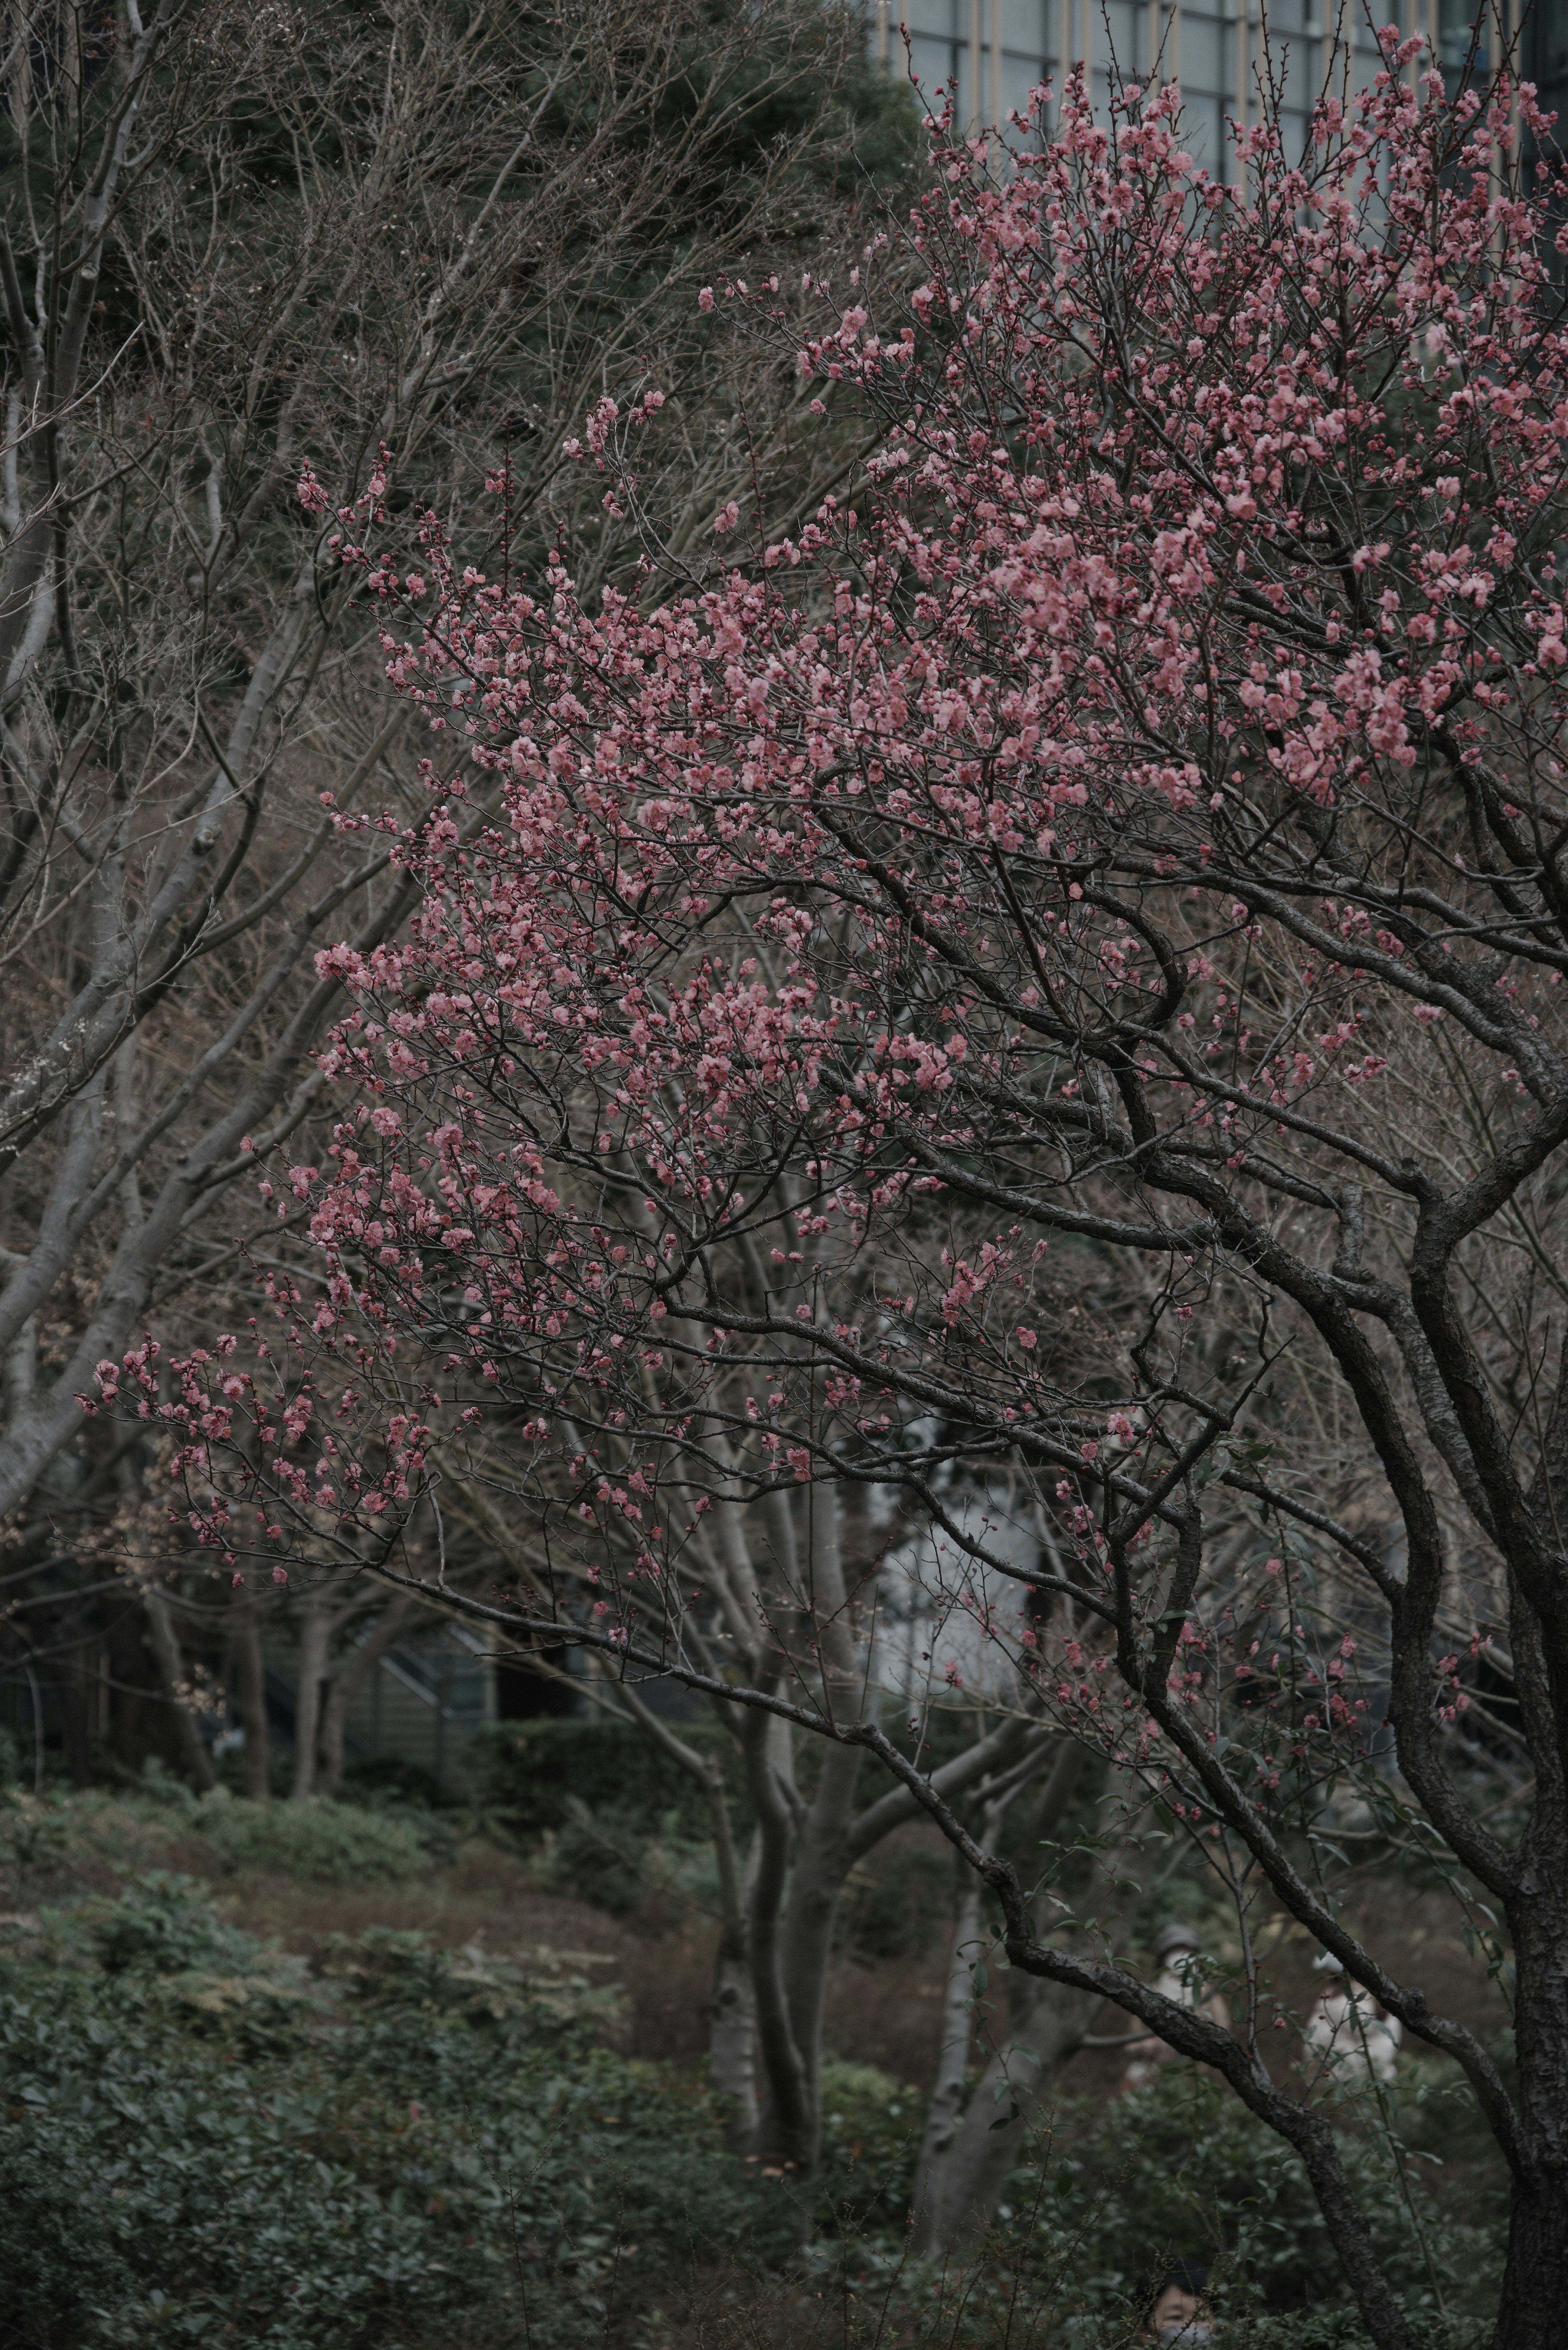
top-left (107, 48), bottom-right (1552, 1824)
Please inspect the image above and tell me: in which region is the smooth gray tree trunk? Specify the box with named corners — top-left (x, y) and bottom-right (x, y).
top-left (145, 1586), bottom-right (215, 1794)
top-left (912, 1852), bottom-right (984, 2209)
top-left (912, 1949), bottom-right (1100, 2256)
top-left (290, 1599), bottom-right (332, 1800)
top-left (913, 1748), bottom-right (1110, 2255)
top-left (710, 1934), bottom-right (761, 2148)
top-left (230, 1588), bottom-right (271, 1800)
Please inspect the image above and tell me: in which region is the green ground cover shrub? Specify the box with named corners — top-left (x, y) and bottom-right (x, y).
top-left (803, 2065), bottom-right (1499, 2348)
top-left (0, 1793), bottom-right (1504, 2349)
top-left (0, 1781), bottom-right (442, 1891)
top-left (816, 2062), bottom-right (930, 2234)
top-left (0, 1874), bottom-right (786, 2350)
top-left (463, 1719), bottom-right (753, 1919)
top-left (1021, 2069), bottom-right (1499, 2329)
top-left (191, 1787), bottom-right (437, 1881)
top-left (466, 1715), bottom-right (743, 1843)
top-left (541, 1796), bottom-right (658, 1916)
top-left (834, 1845), bottom-right (954, 1966)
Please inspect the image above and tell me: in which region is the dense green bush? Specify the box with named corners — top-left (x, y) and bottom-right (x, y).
top-left (82, 1869), bottom-right (258, 1976)
top-left (835, 1844), bottom-right (953, 1965)
top-left (0, 1780), bottom-right (445, 1888)
top-left (340, 1754), bottom-right (450, 1811)
top-left (543, 1797), bottom-right (654, 1916)
top-left (817, 2062), bottom-right (929, 2232)
top-left (0, 1790), bottom-right (74, 1880)
top-left (1023, 2069), bottom-right (1501, 2328)
top-left (800, 2062), bottom-right (1499, 2347)
top-left (466, 1715), bottom-right (743, 1841)
top-left (191, 1788), bottom-right (438, 1882)
top-left (0, 1790), bottom-right (1504, 2349)
top-left (0, 1875), bottom-right (786, 2350)
top-left (466, 1717), bottom-right (761, 1920)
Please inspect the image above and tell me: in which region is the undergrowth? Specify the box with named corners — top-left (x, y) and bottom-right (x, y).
top-left (0, 1873), bottom-right (780, 2350)
top-left (0, 1777), bottom-right (442, 1889)
top-left (0, 1793), bottom-right (1507, 2350)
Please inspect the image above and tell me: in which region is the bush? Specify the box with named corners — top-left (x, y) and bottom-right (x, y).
top-left (468, 1719), bottom-right (755, 1920)
top-left (544, 1799), bottom-right (650, 1915)
top-left (466, 1716), bottom-right (742, 1841)
top-left (817, 2062), bottom-right (927, 2232)
top-left (0, 1785), bottom-right (444, 1901)
top-left (82, 1870), bottom-right (256, 1975)
top-left (194, 1790), bottom-right (436, 1882)
top-left (0, 2131), bottom-right (138, 2350)
top-left (984, 2068), bottom-right (1502, 2339)
top-left (0, 1789), bottom-right (74, 1881)
top-left (797, 2062), bottom-right (1498, 2348)
top-left (127, 1775), bottom-right (439, 1882)
top-left (835, 1844), bottom-right (953, 1965)
top-left (0, 1876), bottom-right (787, 2350)
top-left (340, 1754), bottom-right (448, 1810)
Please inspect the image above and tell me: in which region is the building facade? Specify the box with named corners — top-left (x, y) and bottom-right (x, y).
top-left (870, 0), bottom-right (1568, 172)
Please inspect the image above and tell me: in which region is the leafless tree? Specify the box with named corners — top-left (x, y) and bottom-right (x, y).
top-left (0, 0), bottom-right (913, 1767)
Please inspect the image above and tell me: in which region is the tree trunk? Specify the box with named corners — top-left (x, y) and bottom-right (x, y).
top-left (912, 1853), bottom-right (983, 2236)
top-left (710, 1930), bottom-right (760, 2149)
top-left (706, 1761), bottom-right (760, 2151)
top-left (57, 1638), bottom-right (95, 1787)
top-left (290, 1597), bottom-right (332, 1800)
top-left (109, 1605), bottom-right (158, 1768)
top-left (231, 1588), bottom-right (270, 1800)
top-left (744, 1707), bottom-right (815, 2173)
top-left (1492, 2176), bottom-right (1568, 2350)
top-left (144, 1586), bottom-right (215, 1793)
top-left (570, 1665), bottom-right (763, 2151)
top-left (913, 1747), bottom-right (1102, 2256)
top-left (913, 1949), bottom-right (1100, 2256)
top-left (749, 1480), bottom-right (866, 2183)
top-left (768, 1738), bottom-right (865, 2168)
top-left (316, 1595), bottom-right (414, 1797)
top-left (1492, 1895), bottom-right (1568, 2350)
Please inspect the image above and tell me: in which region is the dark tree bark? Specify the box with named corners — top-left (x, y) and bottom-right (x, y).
top-left (143, 1586), bottom-right (214, 1795)
top-left (1492, 1845), bottom-right (1568, 2350)
top-left (56, 1667), bottom-right (94, 1790)
top-left (229, 1586), bottom-right (271, 1802)
top-left (288, 1598), bottom-right (332, 1801)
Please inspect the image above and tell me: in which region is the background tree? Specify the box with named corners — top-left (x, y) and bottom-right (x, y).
top-left (0, 0), bottom-right (915, 1777)
top-left (375, 1244), bottom-right (1100, 2176)
top-left (144, 36), bottom-right (1568, 2350)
